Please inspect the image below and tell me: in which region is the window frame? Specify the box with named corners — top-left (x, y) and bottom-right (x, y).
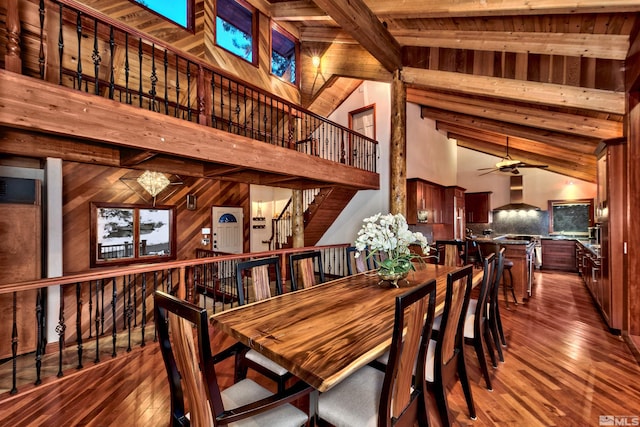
top-left (270, 22), bottom-right (300, 86)
top-left (547, 198), bottom-right (594, 235)
top-left (129, 0), bottom-right (195, 32)
top-left (90, 202), bottom-right (177, 268)
top-left (214, 0), bottom-right (259, 66)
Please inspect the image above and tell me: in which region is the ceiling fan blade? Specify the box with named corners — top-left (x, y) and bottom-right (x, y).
top-left (517, 163), bottom-right (549, 168)
top-left (477, 167), bottom-right (497, 171)
top-left (479, 169), bottom-right (498, 176)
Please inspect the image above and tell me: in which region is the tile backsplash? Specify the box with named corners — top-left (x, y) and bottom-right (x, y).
top-left (467, 210), bottom-right (549, 236)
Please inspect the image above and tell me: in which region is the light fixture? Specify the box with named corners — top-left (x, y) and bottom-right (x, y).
top-left (312, 55), bottom-right (321, 68)
top-left (137, 171), bottom-right (170, 198)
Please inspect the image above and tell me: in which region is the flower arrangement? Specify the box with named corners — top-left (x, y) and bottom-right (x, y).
top-left (354, 213), bottom-right (429, 276)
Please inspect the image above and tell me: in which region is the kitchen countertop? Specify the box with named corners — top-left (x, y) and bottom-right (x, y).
top-left (473, 235), bottom-right (536, 245)
top-left (576, 239), bottom-right (601, 257)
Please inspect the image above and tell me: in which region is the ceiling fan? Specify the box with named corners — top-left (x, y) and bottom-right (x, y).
top-left (478, 139), bottom-right (548, 175)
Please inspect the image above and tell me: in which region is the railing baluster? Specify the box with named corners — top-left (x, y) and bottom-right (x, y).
top-left (175, 56), bottom-right (180, 117)
top-left (124, 33), bottom-right (130, 104)
top-left (92, 18), bottom-right (101, 95)
top-left (76, 11), bottom-right (83, 90)
top-left (186, 61), bottom-right (192, 121)
top-left (76, 282), bottom-right (83, 369)
top-left (94, 280), bottom-right (100, 363)
top-left (58, 4), bottom-right (64, 85)
top-left (111, 277), bottom-right (117, 357)
top-left (211, 72), bottom-right (216, 127)
top-left (38, 0), bottom-right (45, 79)
top-left (109, 26), bottom-right (115, 99)
top-left (35, 288), bottom-right (46, 386)
top-left (56, 284), bottom-right (66, 377)
top-left (10, 292), bottom-right (18, 394)
top-left (100, 279), bottom-right (105, 335)
top-left (150, 44), bottom-right (157, 111)
top-left (164, 50), bottom-right (169, 114)
top-left (141, 273), bottom-right (147, 347)
top-left (126, 274), bottom-right (133, 352)
top-left (138, 39), bottom-right (143, 108)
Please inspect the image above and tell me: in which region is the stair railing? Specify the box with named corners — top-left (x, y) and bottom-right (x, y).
top-left (265, 188), bottom-right (322, 250)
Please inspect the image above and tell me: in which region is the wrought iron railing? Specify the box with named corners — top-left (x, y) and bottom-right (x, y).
top-left (26, 0), bottom-right (377, 172)
top-left (0, 244), bottom-right (351, 396)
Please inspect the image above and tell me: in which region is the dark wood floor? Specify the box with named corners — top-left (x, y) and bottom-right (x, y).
top-left (0, 270), bottom-right (639, 426)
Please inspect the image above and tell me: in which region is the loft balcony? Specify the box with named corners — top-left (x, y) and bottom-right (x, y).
top-left (0, 0), bottom-right (379, 191)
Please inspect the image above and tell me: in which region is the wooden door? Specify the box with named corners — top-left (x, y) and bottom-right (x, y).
top-left (0, 202), bottom-right (41, 358)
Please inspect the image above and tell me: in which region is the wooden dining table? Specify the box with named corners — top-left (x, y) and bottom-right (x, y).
top-left (211, 263), bottom-right (484, 393)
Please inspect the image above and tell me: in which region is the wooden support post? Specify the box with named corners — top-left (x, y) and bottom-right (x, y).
top-left (292, 189), bottom-right (304, 248)
top-left (5, 0), bottom-right (22, 73)
top-left (390, 69), bottom-right (406, 216)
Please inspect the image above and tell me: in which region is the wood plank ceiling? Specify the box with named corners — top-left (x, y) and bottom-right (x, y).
top-left (269, 0), bottom-right (640, 183)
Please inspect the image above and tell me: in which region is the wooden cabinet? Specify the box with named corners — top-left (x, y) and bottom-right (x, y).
top-left (541, 239), bottom-right (576, 271)
top-left (444, 186), bottom-right (466, 240)
top-left (465, 192), bottom-right (491, 223)
top-left (407, 178), bottom-right (444, 225)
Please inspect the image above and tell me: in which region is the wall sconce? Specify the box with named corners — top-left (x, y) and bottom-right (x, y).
top-left (201, 227), bottom-right (211, 246)
top-left (186, 194), bottom-right (197, 210)
top-left (312, 55), bottom-right (321, 69)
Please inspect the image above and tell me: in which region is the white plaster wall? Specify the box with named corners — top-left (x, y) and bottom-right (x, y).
top-left (456, 147), bottom-right (596, 209)
top-left (406, 103), bottom-right (458, 186)
top-left (249, 185), bottom-right (291, 252)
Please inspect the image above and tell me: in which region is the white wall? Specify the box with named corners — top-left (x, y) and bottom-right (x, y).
top-left (249, 185), bottom-right (291, 252)
top-left (457, 147), bottom-right (596, 209)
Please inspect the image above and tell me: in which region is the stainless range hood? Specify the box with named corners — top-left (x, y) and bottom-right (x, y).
top-left (493, 176), bottom-right (541, 211)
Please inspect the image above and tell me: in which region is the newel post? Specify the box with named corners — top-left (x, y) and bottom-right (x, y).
top-left (291, 190), bottom-right (305, 247)
top-left (5, 0), bottom-right (22, 73)
top-left (389, 68), bottom-right (407, 216)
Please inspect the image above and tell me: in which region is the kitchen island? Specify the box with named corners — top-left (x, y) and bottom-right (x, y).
top-left (475, 235), bottom-right (536, 303)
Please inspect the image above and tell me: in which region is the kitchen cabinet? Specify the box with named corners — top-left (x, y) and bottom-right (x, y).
top-left (407, 178), bottom-right (444, 225)
top-left (541, 239), bottom-right (576, 271)
top-left (465, 192), bottom-right (491, 223)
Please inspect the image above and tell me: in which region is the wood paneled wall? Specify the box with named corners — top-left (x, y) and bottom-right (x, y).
top-left (62, 162), bottom-right (250, 274)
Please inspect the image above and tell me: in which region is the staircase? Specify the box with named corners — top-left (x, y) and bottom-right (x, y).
top-left (268, 186), bottom-right (357, 249)
top-left (303, 187), bottom-right (358, 246)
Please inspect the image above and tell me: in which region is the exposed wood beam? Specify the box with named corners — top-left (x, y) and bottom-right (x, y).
top-left (392, 30), bottom-right (629, 61)
top-left (300, 27), bottom-right (357, 44)
top-left (311, 0), bottom-right (402, 72)
top-left (119, 148), bottom-right (158, 167)
top-left (318, 44), bottom-right (392, 82)
top-left (408, 88), bottom-right (623, 140)
top-left (271, 0), bottom-right (333, 21)
top-left (0, 70), bottom-right (379, 190)
top-left (403, 67), bottom-right (625, 114)
top-left (364, 0), bottom-right (640, 18)
top-left (203, 164), bottom-right (247, 177)
top-left (420, 107), bottom-right (600, 155)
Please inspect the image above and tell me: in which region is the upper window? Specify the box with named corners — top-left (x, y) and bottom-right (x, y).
top-left (216, 0), bottom-right (258, 65)
top-left (131, 0), bottom-right (192, 30)
top-left (271, 24), bottom-right (299, 85)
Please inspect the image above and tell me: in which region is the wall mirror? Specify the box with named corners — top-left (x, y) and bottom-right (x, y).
top-left (91, 203), bottom-right (176, 267)
top-left (548, 199), bottom-right (594, 236)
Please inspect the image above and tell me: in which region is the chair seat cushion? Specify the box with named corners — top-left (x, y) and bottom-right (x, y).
top-left (222, 378), bottom-right (308, 427)
top-left (246, 349), bottom-right (290, 376)
top-left (463, 299), bottom-right (477, 339)
top-left (317, 365), bottom-right (384, 427)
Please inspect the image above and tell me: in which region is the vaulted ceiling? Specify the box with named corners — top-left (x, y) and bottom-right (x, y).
top-left (270, 0), bottom-right (640, 183)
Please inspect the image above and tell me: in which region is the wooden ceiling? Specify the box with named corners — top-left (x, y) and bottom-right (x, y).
top-left (269, 0), bottom-right (640, 183)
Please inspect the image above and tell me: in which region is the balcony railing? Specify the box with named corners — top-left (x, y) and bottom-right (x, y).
top-left (10, 0), bottom-right (377, 173)
top-left (0, 244), bottom-right (352, 397)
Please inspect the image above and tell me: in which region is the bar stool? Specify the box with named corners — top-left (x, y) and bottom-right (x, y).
top-left (503, 258), bottom-right (518, 308)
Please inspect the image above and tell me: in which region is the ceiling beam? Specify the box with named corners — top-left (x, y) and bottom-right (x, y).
top-left (300, 27), bottom-right (357, 44)
top-left (403, 67), bottom-right (625, 114)
top-left (271, 0), bottom-right (333, 21)
top-left (311, 0), bottom-right (402, 72)
top-left (315, 43), bottom-right (392, 82)
top-left (408, 88), bottom-right (623, 140)
top-left (392, 30), bottom-right (629, 60)
top-left (420, 106), bottom-right (600, 155)
top-left (364, 0), bottom-right (640, 18)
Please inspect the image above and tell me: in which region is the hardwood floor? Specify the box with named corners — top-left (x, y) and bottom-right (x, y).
top-left (0, 270), bottom-right (638, 426)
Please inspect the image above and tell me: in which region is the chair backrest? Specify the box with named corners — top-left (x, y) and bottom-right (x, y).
top-left (464, 238), bottom-right (483, 266)
top-left (154, 291), bottom-right (219, 427)
top-left (435, 240), bottom-right (463, 267)
top-left (475, 253), bottom-right (496, 329)
top-left (289, 251), bottom-right (325, 290)
top-left (235, 256), bottom-right (283, 305)
top-left (437, 265), bottom-right (473, 366)
top-left (345, 246), bottom-right (368, 275)
top-left (379, 279), bottom-right (437, 427)
top-left (490, 248), bottom-right (506, 310)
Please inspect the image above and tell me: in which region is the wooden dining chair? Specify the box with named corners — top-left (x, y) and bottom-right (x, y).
top-left (463, 253), bottom-right (496, 390)
top-left (487, 248), bottom-right (508, 363)
top-left (153, 291), bottom-right (312, 427)
top-left (425, 264), bottom-right (476, 426)
top-left (235, 257), bottom-right (292, 393)
top-left (289, 251), bottom-right (325, 290)
top-left (345, 246), bottom-right (368, 275)
top-left (317, 278), bottom-right (437, 427)
top-left (435, 240), bottom-right (464, 267)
